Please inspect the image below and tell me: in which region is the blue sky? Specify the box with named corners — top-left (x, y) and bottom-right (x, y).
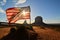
top-left (0, 0), bottom-right (60, 24)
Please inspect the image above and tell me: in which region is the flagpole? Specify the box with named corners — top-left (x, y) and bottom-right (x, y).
top-left (30, 13), bottom-right (31, 25)
top-left (29, 6), bottom-right (32, 30)
top-left (28, 6), bottom-right (31, 25)
top-left (28, 6), bottom-right (31, 40)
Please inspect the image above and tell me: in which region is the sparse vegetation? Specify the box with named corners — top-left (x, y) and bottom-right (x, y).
top-left (0, 26), bottom-right (60, 40)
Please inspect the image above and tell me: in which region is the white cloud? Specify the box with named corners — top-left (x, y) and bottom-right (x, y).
top-left (0, 0), bottom-right (7, 6)
top-left (3, 0), bottom-right (6, 3)
top-left (0, 7), bottom-right (5, 13)
top-left (14, 5), bottom-right (18, 7)
top-left (14, 0), bottom-right (27, 7)
top-left (16, 0), bottom-right (26, 5)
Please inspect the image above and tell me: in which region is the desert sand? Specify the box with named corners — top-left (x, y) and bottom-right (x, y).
top-left (0, 26), bottom-right (60, 40)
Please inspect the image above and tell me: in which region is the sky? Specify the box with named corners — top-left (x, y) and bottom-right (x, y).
top-left (0, 0), bottom-right (60, 24)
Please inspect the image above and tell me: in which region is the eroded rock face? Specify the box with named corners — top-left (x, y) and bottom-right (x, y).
top-left (35, 16), bottom-right (43, 24)
top-left (33, 16), bottom-right (44, 26)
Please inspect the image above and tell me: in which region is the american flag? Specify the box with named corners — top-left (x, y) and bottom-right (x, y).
top-left (6, 6), bottom-right (30, 23)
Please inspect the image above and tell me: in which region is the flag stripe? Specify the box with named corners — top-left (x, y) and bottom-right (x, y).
top-left (6, 6), bottom-right (30, 23)
top-left (7, 16), bottom-right (12, 19)
top-left (7, 13), bottom-right (18, 16)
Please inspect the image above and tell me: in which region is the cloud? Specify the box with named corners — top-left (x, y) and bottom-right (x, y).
top-left (14, 0), bottom-right (27, 7)
top-left (16, 0), bottom-right (26, 5)
top-left (0, 0), bottom-right (7, 6)
top-left (3, 0), bottom-right (6, 3)
top-left (0, 7), bottom-right (5, 13)
top-left (14, 4), bottom-right (18, 7)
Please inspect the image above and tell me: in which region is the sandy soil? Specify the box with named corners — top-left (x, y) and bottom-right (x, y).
top-left (33, 26), bottom-right (60, 40)
top-left (0, 27), bottom-right (11, 39)
top-left (0, 26), bottom-right (60, 40)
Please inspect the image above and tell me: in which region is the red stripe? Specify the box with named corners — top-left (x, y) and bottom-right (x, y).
top-left (10, 17), bottom-right (20, 23)
top-left (7, 12), bottom-right (17, 16)
top-left (7, 13), bottom-right (13, 15)
top-left (7, 16), bottom-right (12, 19)
top-left (7, 13), bottom-right (30, 23)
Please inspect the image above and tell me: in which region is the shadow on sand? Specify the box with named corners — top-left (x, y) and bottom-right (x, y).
top-left (1, 26), bottom-right (38, 40)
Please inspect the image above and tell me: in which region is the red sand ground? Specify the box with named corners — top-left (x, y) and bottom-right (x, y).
top-left (0, 27), bottom-right (11, 39)
top-left (0, 26), bottom-right (60, 40)
top-left (33, 26), bottom-right (60, 40)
